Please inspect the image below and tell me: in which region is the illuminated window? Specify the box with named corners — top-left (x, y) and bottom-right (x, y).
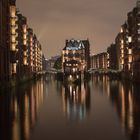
top-left (128, 36), bottom-right (132, 43)
top-left (121, 44), bottom-right (124, 49)
top-left (128, 56), bottom-right (132, 63)
top-left (23, 25), bottom-right (27, 33)
top-left (128, 64), bottom-right (131, 70)
top-left (11, 63), bottom-right (17, 74)
top-left (11, 44), bottom-right (16, 51)
top-left (138, 29), bottom-right (140, 34)
top-left (10, 6), bottom-right (16, 17)
top-left (122, 54), bottom-right (124, 58)
top-left (121, 40), bottom-right (124, 44)
top-left (121, 59), bottom-right (124, 64)
top-left (11, 19), bottom-right (16, 26)
top-left (121, 27), bottom-right (123, 33)
top-left (128, 49), bottom-right (132, 55)
top-left (24, 51), bottom-right (27, 56)
top-left (121, 50), bottom-right (124, 54)
top-left (23, 40), bottom-right (27, 45)
top-left (23, 34), bottom-right (27, 40)
top-left (23, 58), bottom-right (28, 65)
top-left (11, 36), bottom-right (16, 42)
top-left (11, 28), bottom-right (16, 34)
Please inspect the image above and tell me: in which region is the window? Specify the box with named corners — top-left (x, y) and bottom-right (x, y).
top-left (138, 29), bottom-right (140, 34)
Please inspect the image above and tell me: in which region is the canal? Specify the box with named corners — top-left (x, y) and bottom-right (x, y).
top-left (0, 75), bottom-right (140, 140)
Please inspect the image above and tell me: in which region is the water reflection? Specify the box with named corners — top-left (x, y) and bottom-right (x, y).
top-left (0, 79), bottom-right (46, 140)
top-left (92, 75), bottom-right (140, 140)
top-left (0, 75), bottom-right (140, 140)
top-left (109, 82), bottom-right (140, 140)
top-left (61, 82), bottom-right (90, 121)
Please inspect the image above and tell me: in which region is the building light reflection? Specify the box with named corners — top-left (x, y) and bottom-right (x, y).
top-left (12, 98), bottom-right (20, 140)
top-left (121, 84), bottom-right (125, 129)
top-left (128, 91), bottom-right (133, 131)
top-left (61, 82), bottom-right (90, 121)
top-left (0, 80), bottom-right (46, 140)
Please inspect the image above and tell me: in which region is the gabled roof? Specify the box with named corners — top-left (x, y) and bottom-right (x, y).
top-left (63, 39), bottom-right (85, 50)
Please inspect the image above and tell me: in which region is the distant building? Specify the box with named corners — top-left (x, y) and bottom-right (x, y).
top-left (45, 59), bottom-right (51, 70)
top-left (33, 35), bottom-right (43, 73)
top-left (107, 44), bottom-right (118, 70)
top-left (91, 52), bottom-right (107, 70)
top-left (51, 55), bottom-right (61, 68)
top-left (42, 55), bottom-right (47, 71)
top-left (82, 40), bottom-right (91, 70)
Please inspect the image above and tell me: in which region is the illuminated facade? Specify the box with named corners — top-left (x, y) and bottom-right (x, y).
top-left (10, 0), bottom-right (18, 76)
top-left (90, 1), bottom-right (140, 82)
top-left (91, 52), bottom-right (107, 69)
top-left (28, 28), bottom-right (34, 73)
top-left (114, 1), bottom-right (140, 81)
top-left (11, 11), bottom-right (42, 80)
top-left (115, 23), bottom-right (130, 72)
top-left (16, 14), bottom-right (43, 80)
top-left (62, 39), bottom-right (90, 75)
top-left (127, 1), bottom-right (140, 81)
top-left (16, 13), bottom-right (28, 78)
top-left (33, 35), bottom-right (43, 73)
top-left (0, 0), bottom-right (44, 84)
top-left (104, 1), bottom-right (140, 81)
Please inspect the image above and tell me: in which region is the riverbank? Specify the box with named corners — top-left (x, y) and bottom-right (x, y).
top-left (89, 69), bottom-right (140, 83)
top-left (0, 73), bottom-right (43, 91)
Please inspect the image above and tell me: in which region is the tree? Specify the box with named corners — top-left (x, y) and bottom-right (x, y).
top-left (53, 57), bottom-right (62, 70)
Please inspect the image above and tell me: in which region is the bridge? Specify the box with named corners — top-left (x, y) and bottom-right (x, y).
top-left (88, 68), bottom-right (121, 74)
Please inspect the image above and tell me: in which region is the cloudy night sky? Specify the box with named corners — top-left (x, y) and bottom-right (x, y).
top-left (17, 0), bottom-right (136, 58)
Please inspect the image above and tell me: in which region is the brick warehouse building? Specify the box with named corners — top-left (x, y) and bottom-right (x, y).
top-left (0, 0), bottom-right (43, 86)
top-left (127, 1), bottom-right (140, 81)
top-left (62, 39), bottom-right (91, 75)
top-left (0, 0), bottom-right (13, 85)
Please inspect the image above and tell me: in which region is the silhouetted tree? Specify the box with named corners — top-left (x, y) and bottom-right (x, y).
top-left (53, 57), bottom-right (62, 70)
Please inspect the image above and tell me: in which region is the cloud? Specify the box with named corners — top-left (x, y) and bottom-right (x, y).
top-left (17, 0), bottom-right (136, 58)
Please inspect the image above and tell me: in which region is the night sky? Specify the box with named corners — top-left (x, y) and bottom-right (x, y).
top-left (17, 0), bottom-right (136, 58)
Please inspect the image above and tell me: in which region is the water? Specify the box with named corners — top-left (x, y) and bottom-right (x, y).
top-left (0, 75), bottom-right (140, 140)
